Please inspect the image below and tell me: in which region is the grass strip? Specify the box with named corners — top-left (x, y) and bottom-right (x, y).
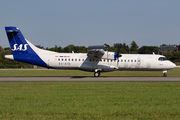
top-left (0, 69), bottom-right (179, 76)
top-left (0, 82), bottom-right (180, 119)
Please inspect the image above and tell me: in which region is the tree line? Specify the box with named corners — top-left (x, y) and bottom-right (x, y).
top-left (0, 41), bottom-right (180, 68)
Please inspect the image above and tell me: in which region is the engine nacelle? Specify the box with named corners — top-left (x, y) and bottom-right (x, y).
top-left (102, 51), bottom-right (118, 60)
top-left (87, 45), bottom-right (121, 60)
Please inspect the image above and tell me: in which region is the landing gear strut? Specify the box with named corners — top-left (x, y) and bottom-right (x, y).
top-left (94, 71), bottom-right (101, 77)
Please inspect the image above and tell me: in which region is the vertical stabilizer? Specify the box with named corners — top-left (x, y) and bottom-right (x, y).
top-left (5, 27), bottom-right (36, 55)
top-left (5, 26), bottom-right (47, 67)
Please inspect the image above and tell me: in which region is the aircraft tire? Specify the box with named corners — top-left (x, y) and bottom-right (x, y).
top-left (94, 72), bottom-right (100, 77)
top-left (163, 73), bottom-right (167, 77)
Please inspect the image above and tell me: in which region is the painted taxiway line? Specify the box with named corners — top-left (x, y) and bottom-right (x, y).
top-left (0, 76), bottom-right (180, 82)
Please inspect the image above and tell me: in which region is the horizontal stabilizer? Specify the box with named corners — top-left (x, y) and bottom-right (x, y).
top-left (5, 55), bottom-right (14, 60)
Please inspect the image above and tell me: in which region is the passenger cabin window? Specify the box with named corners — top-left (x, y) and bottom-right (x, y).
top-left (158, 57), bottom-right (168, 61)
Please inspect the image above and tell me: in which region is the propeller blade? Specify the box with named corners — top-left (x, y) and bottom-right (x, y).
top-left (116, 45), bottom-right (121, 68)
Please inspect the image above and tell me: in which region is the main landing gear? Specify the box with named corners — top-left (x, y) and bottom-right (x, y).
top-left (94, 69), bottom-right (102, 77)
top-left (163, 70), bottom-right (167, 77)
top-left (94, 71), bottom-right (101, 77)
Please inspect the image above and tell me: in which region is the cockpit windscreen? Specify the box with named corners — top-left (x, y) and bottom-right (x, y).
top-left (158, 57), bottom-right (168, 61)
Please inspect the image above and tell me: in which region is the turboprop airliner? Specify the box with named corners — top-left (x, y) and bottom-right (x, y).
top-left (4, 26), bottom-right (176, 77)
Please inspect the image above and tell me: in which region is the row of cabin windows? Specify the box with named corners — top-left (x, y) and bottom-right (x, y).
top-left (89, 59), bottom-right (138, 63)
top-left (58, 57), bottom-right (168, 62)
top-left (58, 58), bottom-right (139, 63)
top-left (58, 58), bottom-right (85, 62)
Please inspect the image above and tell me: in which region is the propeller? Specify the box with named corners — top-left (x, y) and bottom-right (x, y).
top-left (116, 46), bottom-right (122, 68)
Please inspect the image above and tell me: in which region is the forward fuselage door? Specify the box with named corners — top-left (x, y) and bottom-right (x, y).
top-left (47, 58), bottom-right (51, 67)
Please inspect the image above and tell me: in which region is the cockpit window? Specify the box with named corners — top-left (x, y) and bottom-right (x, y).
top-left (158, 57), bottom-right (168, 61)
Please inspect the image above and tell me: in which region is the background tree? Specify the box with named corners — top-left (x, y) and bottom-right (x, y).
top-left (104, 43), bottom-right (110, 51)
top-left (138, 46), bottom-right (159, 54)
top-left (0, 46), bottom-right (4, 67)
top-left (177, 44), bottom-right (180, 51)
top-left (130, 41), bottom-right (138, 54)
top-left (113, 43), bottom-right (129, 53)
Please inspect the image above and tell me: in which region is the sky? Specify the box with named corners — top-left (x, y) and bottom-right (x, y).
top-left (0, 0), bottom-right (180, 48)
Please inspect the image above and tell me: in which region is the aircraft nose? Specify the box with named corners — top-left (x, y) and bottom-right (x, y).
top-left (171, 63), bottom-right (176, 68)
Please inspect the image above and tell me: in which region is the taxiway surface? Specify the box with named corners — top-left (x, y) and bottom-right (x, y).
top-left (0, 76), bottom-right (180, 82)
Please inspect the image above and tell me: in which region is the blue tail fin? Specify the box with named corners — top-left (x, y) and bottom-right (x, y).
top-left (5, 26), bottom-right (47, 67)
top-left (5, 26), bottom-right (36, 55)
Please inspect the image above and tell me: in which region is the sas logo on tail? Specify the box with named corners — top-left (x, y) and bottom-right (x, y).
top-left (11, 44), bottom-right (28, 51)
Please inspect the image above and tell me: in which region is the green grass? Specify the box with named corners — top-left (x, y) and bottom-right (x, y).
top-left (0, 82), bottom-right (180, 119)
top-left (0, 69), bottom-right (180, 76)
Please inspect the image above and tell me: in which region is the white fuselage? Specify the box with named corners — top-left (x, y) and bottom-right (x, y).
top-left (5, 39), bottom-right (176, 72)
top-left (37, 52), bottom-right (176, 72)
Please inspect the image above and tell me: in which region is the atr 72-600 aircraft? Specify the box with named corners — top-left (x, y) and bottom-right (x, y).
top-left (5, 27), bottom-right (176, 77)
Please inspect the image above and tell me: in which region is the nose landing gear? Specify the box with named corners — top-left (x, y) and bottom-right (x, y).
top-left (163, 70), bottom-right (167, 77)
top-left (163, 73), bottom-right (167, 77)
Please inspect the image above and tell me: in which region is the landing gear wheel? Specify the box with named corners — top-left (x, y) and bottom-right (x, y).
top-left (94, 72), bottom-right (100, 77)
top-left (163, 73), bottom-right (167, 77)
